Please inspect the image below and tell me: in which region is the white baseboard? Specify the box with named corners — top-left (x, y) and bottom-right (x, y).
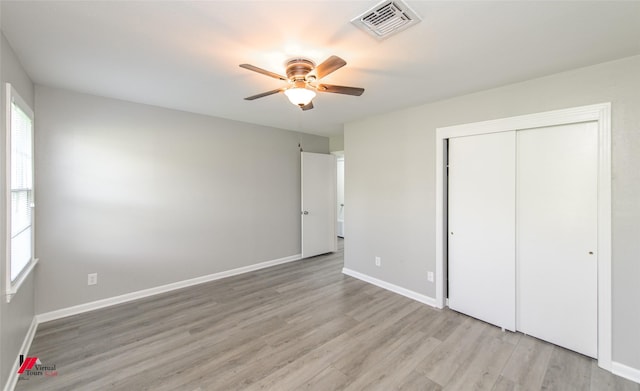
top-left (37, 253), bottom-right (302, 323)
top-left (342, 267), bottom-right (437, 308)
top-left (3, 317), bottom-right (38, 391)
top-left (612, 361), bottom-right (640, 384)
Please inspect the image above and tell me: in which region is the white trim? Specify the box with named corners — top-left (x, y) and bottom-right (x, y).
top-left (435, 102), bottom-right (612, 370)
top-left (612, 362), bottom-right (640, 384)
top-left (596, 103), bottom-right (612, 371)
top-left (435, 135), bottom-right (446, 310)
top-left (5, 258), bottom-right (39, 303)
top-left (436, 103), bottom-right (608, 139)
top-left (5, 83), bottom-right (37, 303)
top-left (301, 152), bottom-right (338, 258)
top-left (342, 267), bottom-right (437, 307)
top-left (37, 253), bottom-right (301, 323)
top-left (2, 317), bottom-right (38, 391)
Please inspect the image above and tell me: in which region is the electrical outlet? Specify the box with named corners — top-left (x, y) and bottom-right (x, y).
top-left (427, 271), bottom-right (434, 282)
top-left (375, 256), bottom-right (381, 267)
top-left (88, 273), bottom-right (98, 286)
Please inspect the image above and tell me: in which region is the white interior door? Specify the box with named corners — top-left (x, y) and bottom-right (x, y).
top-left (301, 152), bottom-right (337, 258)
top-left (448, 131), bottom-right (516, 331)
top-left (517, 122), bottom-right (598, 358)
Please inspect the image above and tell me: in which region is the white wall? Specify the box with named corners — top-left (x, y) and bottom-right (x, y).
top-left (345, 55), bottom-right (640, 371)
top-left (34, 86), bottom-right (328, 314)
top-left (0, 31), bottom-right (36, 388)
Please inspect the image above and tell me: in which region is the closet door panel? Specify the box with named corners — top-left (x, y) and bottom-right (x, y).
top-left (448, 131), bottom-right (516, 331)
top-left (517, 122), bottom-right (598, 358)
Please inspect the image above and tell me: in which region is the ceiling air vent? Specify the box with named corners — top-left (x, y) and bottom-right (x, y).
top-left (351, 0), bottom-right (421, 40)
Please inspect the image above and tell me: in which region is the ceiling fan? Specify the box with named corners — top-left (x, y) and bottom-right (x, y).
top-left (239, 55), bottom-right (364, 111)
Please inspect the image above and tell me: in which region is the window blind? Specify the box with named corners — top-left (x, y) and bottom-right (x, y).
top-left (10, 99), bottom-right (33, 281)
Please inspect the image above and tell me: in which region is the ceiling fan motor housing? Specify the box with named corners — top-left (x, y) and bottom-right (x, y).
top-left (285, 58), bottom-right (315, 81)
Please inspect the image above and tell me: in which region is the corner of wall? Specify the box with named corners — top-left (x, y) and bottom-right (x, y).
top-left (1, 30), bottom-right (37, 391)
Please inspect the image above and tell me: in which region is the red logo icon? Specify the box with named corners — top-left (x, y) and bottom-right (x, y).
top-left (18, 355), bottom-right (40, 374)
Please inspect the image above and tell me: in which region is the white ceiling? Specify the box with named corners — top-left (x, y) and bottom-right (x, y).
top-left (2, 1), bottom-right (639, 137)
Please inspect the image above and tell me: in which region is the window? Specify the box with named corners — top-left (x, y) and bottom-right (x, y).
top-left (5, 83), bottom-right (37, 302)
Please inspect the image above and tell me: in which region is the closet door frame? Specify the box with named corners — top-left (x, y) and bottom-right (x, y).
top-left (434, 103), bottom-right (611, 370)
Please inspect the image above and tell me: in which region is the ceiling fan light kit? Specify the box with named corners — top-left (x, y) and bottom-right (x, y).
top-left (284, 87), bottom-right (316, 107)
top-left (239, 55), bottom-right (364, 111)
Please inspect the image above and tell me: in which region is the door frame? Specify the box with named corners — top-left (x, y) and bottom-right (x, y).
top-left (434, 103), bottom-right (611, 369)
top-left (332, 151), bottom-right (345, 239)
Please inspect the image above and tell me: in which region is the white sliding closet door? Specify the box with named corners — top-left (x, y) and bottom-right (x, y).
top-left (448, 131), bottom-right (516, 331)
top-left (517, 122), bottom-right (598, 358)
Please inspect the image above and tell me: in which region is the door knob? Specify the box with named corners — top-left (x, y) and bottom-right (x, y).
top-left (302, 211), bottom-right (309, 215)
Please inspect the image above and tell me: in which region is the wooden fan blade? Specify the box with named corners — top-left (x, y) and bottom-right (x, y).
top-left (244, 88), bottom-right (283, 100)
top-left (301, 101), bottom-right (314, 111)
top-left (315, 56), bottom-right (347, 79)
top-left (239, 64), bottom-right (287, 81)
top-left (317, 84), bottom-right (364, 96)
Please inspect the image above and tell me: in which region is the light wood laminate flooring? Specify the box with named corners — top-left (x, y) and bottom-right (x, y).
top-left (17, 240), bottom-right (638, 390)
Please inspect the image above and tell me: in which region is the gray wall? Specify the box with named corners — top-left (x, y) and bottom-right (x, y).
top-left (329, 135), bottom-right (344, 152)
top-left (0, 31), bottom-right (36, 387)
top-left (344, 55), bottom-right (640, 370)
top-left (34, 86), bottom-right (328, 314)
